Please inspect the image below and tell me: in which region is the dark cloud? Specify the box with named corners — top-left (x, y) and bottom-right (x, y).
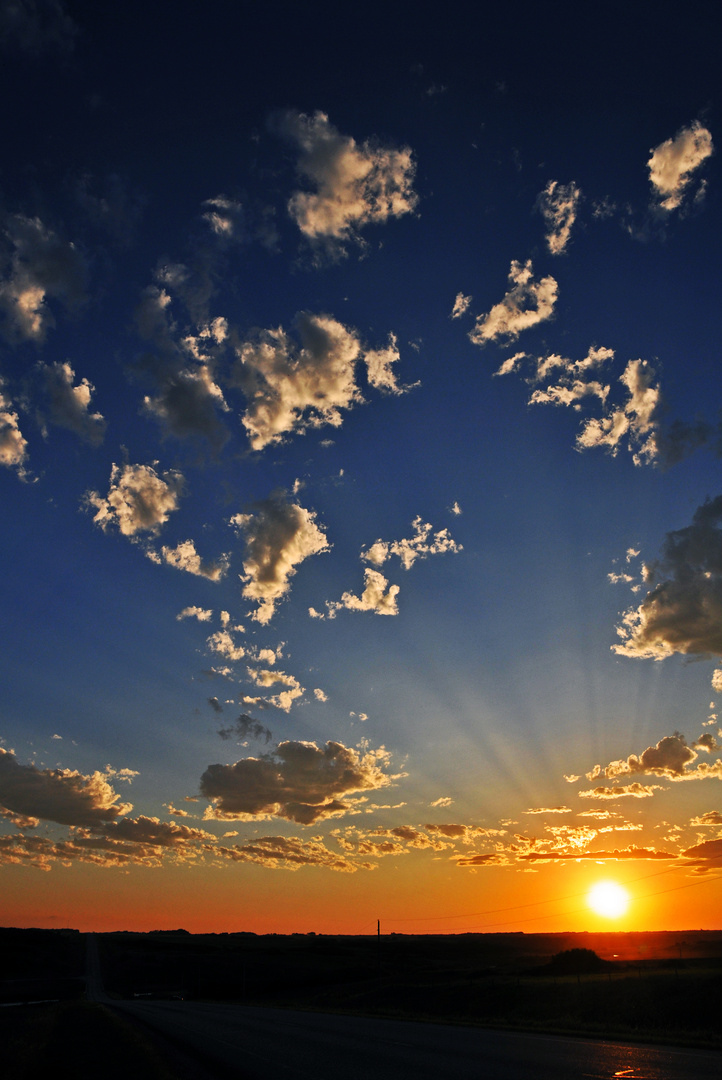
top-left (0, 748), bottom-right (131, 826)
top-left (615, 496), bottom-right (722, 659)
top-left (217, 712), bottom-right (273, 744)
top-left (200, 739), bottom-right (396, 824)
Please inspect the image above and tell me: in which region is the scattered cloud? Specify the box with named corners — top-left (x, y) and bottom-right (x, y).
top-left (218, 834), bottom-right (355, 872)
top-left (273, 110), bottom-right (418, 256)
top-left (326, 568), bottom-right (400, 618)
top-left (200, 739), bottom-right (398, 824)
top-left (0, 214), bottom-right (86, 344)
top-left (38, 361), bottom-right (106, 445)
top-left (231, 490), bottom-right (329, 624)
top-left (579, 782), bottom-right (663, 800)
top-left (451, 292), bottom-right (472, 319)
top-left (0, 378), bottom-right (29, 475)
top-left (537, 180), bottom-right (581, 254)
top-left (85, 461), bottom-right (184, 538)
top-left (648, 121), bottom-right (713, 212)
top-left (361, 515), bottom-right (462, 570)
top-left (159, 539), bottom-right (230, 581)
top-left (469, 260), bottom-right (557, 345)
top-left (176, 606), bottom-right (212, 622)
top-left (217, 712), bottom-right (273, 744)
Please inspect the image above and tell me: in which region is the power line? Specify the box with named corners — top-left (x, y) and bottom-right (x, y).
top-left (378, 857), bottom-right (721, 929)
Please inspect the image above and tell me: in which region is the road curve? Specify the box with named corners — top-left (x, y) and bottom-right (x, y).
top-left (112, 1000), bottom-right (720, 1080)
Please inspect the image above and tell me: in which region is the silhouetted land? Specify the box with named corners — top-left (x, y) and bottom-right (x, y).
top-left (1, 927), bottom-right (721, 1077)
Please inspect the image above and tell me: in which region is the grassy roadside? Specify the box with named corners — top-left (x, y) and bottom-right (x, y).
top-left (1, 1001), bottom-right (181, 1080)
top-left (260, 965), bottom-right (722, 1051)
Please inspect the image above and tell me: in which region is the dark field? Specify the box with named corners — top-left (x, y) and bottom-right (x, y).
top-left (1, 926), bottom-right (721, 1077)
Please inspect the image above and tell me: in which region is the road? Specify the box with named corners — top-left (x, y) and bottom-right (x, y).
top-left (112, 999), bottom-right (720, 1079)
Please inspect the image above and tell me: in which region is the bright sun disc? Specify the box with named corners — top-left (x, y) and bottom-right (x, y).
top-left (587, 881), bottom-right (629, 919)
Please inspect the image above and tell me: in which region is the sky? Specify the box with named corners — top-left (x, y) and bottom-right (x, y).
top-left (1, 0), bottom-right (722, 935)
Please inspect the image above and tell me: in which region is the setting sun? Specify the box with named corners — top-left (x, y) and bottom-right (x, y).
top-left (587, 882), bottom-right (630, 919)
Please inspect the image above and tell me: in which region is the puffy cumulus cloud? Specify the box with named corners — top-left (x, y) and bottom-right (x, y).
top-left (537, 180), bottom-right (582, 254)
top-left (218, 712), bottom-right (273, 744)
top-left (469, 260), bottom-right (557, 346)
top-left (587, 733), bottom-right (700, 781)
top-left (0, 214), bottom-right (86, 344)
top-left (648, 121), bottom-right (713, 212)
top-left (216, 834), bottom-right (355, 872)
top-left (200, 739), bottom-right (398, 825)
top-left (274, 110), bottom-right (418, 255)
top-left (577, 359), bottom-right (661, 465)
top-left (85, 461), bottom-right (184, 538)
top-left (231, 491), bottom-right (329, 624)
top-left (0, 748), bottom-right (132, 827)
top-left (0, 378), bottom-right (28, 474)
top-left (159, 539), bottom-right (230, 581)
top-left (361, 515), bottom-right (462, 571)
top-left (231, 312), bottom-right (362, 450)
top-left (0, 0), bottom-right (77, 55)
top-left (613, 496), bottom-right (722, 660)
top-left (326, 568), bottom-right (400, 618)
top-left (38, 361), bottom-right (106, 445)
top-left (333, 824), bottom-right (448, 858)
top-left (429, 796), bottom-right (453, 808)
top-left (245, 667), bottom-right (303, 712)
top-left (451, 292), bottom-right (472, 319)
top-left (579, 782), bottom-right (663, 800)
top-left (177, 605), bottom-right (212, 622)
top-left (207, 629), bottom-right (246, 662)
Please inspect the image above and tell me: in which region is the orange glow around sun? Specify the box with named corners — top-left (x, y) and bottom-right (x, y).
top-left (587, 880), bottom-right (630, 919)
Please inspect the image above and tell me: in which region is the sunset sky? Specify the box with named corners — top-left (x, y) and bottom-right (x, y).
top-left (1, 0), bottom-right (721, 935)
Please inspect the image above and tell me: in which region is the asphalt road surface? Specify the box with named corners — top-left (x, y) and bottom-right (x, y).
top-left (113, 1000), bottom-right (721, 1080)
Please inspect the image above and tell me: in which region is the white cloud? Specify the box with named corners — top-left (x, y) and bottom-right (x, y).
top-left (39, 360), bottom-right (106, 445)
top-left (231, 491), bottom-right (330, 624)
top-left (160, 539), bottom-right (230, 581)
top-left (0, 378), bottom-right (28, 474)
top-left (537, 180), bottom-right (581, 254)
top-left (364, 333), bottom-right (415, 395)
top-left (648, 121), bottom-right (713, 211)
top-left (85, 462), bottom-right (184, 539)
top-left (275, 110), bottom-right (418, 255)
top-left (231, 312), bottom-right (362, 450)
top-left (361, 515), bottom-right (462, 570)
top-left (576, 359), bottom-right (661, 465)
top-left (207, 629), bottom-right (246, 662)
top-left (614, 496), bottom-right (722, 660)
top-left (246, 667), bottom-right (303, 712)
top-left (327, 568), bottom-right (400, 618)
top-left (200, 739), bottom-right (397, 824)
top-left (469, 260), bottom-right (557, 345)
top-left (451, 292), bottom-right (472, 319)
top-left (0, 214), bottom-right (86, 344)
top-left (176, 606), bottom-right (212, 622)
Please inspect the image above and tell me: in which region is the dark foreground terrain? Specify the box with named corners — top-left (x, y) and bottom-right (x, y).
top-left (1, 927), bottom-right (720, 1078)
